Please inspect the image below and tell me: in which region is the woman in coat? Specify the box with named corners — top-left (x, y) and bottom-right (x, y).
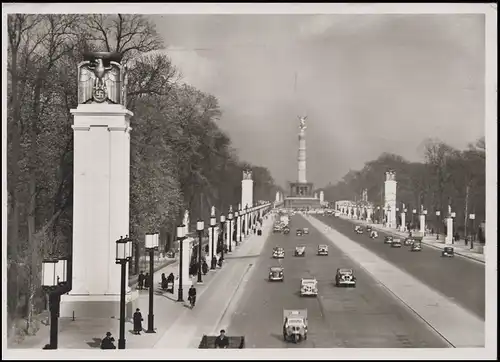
top-left (133, 308), bottom-right (143, 335)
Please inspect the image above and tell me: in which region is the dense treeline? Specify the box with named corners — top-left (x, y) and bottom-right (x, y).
top-left (322, 137), bottom-right (485, 233)
top-left (7, 14), bottom-right (279, 337)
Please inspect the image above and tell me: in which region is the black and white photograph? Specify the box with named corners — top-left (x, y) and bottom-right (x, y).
top-left (2, 3), bottom-right (497, 360)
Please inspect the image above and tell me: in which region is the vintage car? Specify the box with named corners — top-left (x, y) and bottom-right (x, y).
top-left (403, 237), bottom-right (414, 246)
top-left (391, 238), bottom-right (402, 248)
top-left (283, 309), bottom-right (308, 343)
top-left (369, 230), bottom-right (378, 239)
top-left (273, 225), bottom-right (282, 233)
top-left (354, 225), bottom-right (363, 234)
top-left (411, 242), bottom-right (422, 252)
top-left (300, 278), bottom-right (318, 296)
top-left (317, 244), bottom-right (329, 255)
top-left (384, 235), bottom-right (394, 244)
top-left (283, 226), bottom-right (290, 234)
top-left (295, 245), bottom-right (306, 257)
top-left (442, 246), bottom-right (455, 257)
top-left (269, 266), bottom-right (284, 281)
top-left (335, 268), bottom-right (357, 287)
top-left (296, 229), bottom-right (303, 236)
top-left (366, 225), bottom-right (373, 233)
top-left (303, 228), bottom-right (309, 235)
top-left (272, 247), bottom-right (285, 258)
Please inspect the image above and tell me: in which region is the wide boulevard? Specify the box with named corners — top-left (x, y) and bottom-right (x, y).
top-left (227, 214), bottom-right (449, 348)
top-left (314, 214), bottom-right (485, 319)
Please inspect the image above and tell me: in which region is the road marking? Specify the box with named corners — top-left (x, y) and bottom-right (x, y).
top-left (307, 216), bottom-right (485, 348)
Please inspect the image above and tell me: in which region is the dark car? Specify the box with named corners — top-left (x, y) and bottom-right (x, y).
top-left (442, 246), bottom-right (454, 257)
top-left (283, 227), bottom-right (290, 234)
top-left (269, 266), bottom-right (284, 281)
top-left (366, 226), bottom-right (372, 232)
top-left (335, 268), bottom-right (356, 287)
top-left (296, 229), bottom-right (303, 236)
top-left (295, 246), bottom-right (306, 257)
top-left (384, 236), bottom-right (393, 244)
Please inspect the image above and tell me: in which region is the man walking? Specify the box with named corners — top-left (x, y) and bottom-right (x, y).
top-left (138, 271), bottom-right (145, 290)
top-left (133, 308), bottom-right (143, 335)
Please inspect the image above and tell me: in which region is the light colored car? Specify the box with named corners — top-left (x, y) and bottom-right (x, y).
top-left (335, 268), bottom-right (356, 287)
top-left (300, 278), bottom-right (318, 296)
top-left (355, 226), bottom-right (363, 234)
top-left (295, 246), bottom-right (306, 257)
top-left (411, 243), bottom-right (422, 252)
top-left (317, 244), bottom-right (329, 255)
top-left (391, 238), bottom-right (402, 248)
top-left (303, 228), bottom-right (309, 235)
top-left (273, 247), bottom-right (285, 258)
top-left (269, 266), bottom-right (284, 281)
top-left (283, 309), bottom-right (308, 343)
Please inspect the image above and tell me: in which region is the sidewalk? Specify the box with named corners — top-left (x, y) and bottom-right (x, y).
top-left (10, 217), bottom-right (273, 350)
top-left (338, 215), bottom-right (485, 263)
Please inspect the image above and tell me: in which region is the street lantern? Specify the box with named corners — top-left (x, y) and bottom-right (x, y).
top-left (469, 214), bottom-right (476, 220)
top-left (42, 259), bottom-right (67, 289)
top-left (115, 236), bottom-right (130, 263)
top-left (210, 215), bottom-right (217, 269)
top-left (197, 220), bottom-right (205, 231)
top-left (145, 233), bottom-right (159, 250)
top-left (227, 209), bottom-right (234, 252)
top-left (145, 232), bottom-right (159, 334)
top-left (435, 211), bottom-right (441, 216)
top-left (451, 212), bottom-right (456, 218)
top-left (423, 210), bottom-right (428, 215)
top-left (177, 224), bottom-right (185, 239)
top-left (412, 209), bottom-right (417, 214)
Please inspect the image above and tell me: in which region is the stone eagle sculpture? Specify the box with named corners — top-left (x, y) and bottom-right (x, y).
top-left (77, 52), bottom-right (127, 105)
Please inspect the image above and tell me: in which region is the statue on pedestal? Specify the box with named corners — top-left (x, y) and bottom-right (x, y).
top-left (298, 115), bottom-right (307, 131)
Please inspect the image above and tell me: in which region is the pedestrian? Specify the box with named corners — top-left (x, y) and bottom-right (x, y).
top-left (138, 271), bottom-right (145, 290)
top-left (214, 329), bottom-right (229, 349)
top-left (211, 255), bottom-right (217, 269)
top-left (161, 273), bottom-right (167, 291)
top-left (144, 272), bottom-right (150, 289)
top-left (188, 285), bottom-right (197, 308)
top-left (133, 308), bottom-right (143, 335)
top-left (100, 332), bottom-right (116, 349)
top-left (202, 260), bottom-right (208, 275)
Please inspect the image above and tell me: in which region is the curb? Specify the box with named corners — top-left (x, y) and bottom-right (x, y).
top-left (338, 216), bottom-right (485, 264)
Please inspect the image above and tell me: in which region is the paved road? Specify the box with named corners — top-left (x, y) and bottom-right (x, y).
top-left (314, 215), bottom-right (485, 319)
top-left (227, 214), bottom-right (449, 348)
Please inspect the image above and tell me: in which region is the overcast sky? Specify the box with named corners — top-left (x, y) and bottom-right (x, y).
top-left (149, 14), bottom-right (485, 189)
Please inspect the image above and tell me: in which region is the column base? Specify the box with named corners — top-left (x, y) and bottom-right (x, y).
top-left (60, 290), bottom-right (139, 319)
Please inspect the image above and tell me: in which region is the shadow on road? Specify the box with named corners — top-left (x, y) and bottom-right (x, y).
top-left (86, 337), bottom-right (102, 349)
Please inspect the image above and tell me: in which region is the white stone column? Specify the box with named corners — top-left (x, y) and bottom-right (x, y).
top-left (400, 212), bottom-right (406, 232)
top-left (446, 216), bottom-right (454, 244)
top-left (314, 192), bottom-right (318, 199)
top-left (236, 210), bottom-right (242, 243)
top-left (419, 213), bottom-right (426, 234)
top-left (320, 191), bottom-right (324, 204)
top-left (276, 191), bottom-right (280, 203)
top-left (367, 208), bottom-right (372, 222)
top-left (384, 171), bottom-right (397, 228)
top-left (61, 104), bottom-right (138, 318)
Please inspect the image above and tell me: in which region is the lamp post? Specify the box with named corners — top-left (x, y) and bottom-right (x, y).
top-left (245, 205), bottom-right (249, 236)
top-left (145, 233), bottom-right (159, 334)
top-left (177, 225), bottom-right (186, 302)
top-left (42, 258), bottom-right (68, 350)
top-left (197, 220), bottom-right (204, 284)
top-left (234, 210), bottom-right (239, 246)
top-left (228, 208), bottom-right (234, 253)
top-left (239, 208), bottom-right (245, 242)
top-left (412, 209), bottom-right (417, 228)
top-left (396, 207), bottom-right (400, 228)
top-left (210, 214), bottom-right (217, 270)
top-left (220, 215), bottom-right (226, 264)
top-left (115, 236), bottom-right (133, 349)
top-left (435, 210), bottom-right (441, 240)
top-left (469, 213), bottom-right (476, 249)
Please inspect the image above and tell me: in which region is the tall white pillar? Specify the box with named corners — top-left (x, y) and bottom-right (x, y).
top-left (384, 171), bottom-right (397, 228)
top-left (236, 210), bottom-right (242, 243)
top-left (242, 170), bottom-right (254, 213)
top-left (419, 213), bottom-right (426, 234)
top-left (275, 191), bottom-right (280, 203)
top-left (314, 192), bottom-right (318, 199)
top-left (297, 119), bottom-right (307, 183)
top-left (61, 103), bottom-right (138, 318)
top-left (320, 191), bottom-right (324, 204)
top-left (367, 208), bottom-right (373, 222)
top-left (445, 217), bottom-right (454, 244)
top-left (181, 237), bottom-right (193, 286)
top-left (400, 212), bottom-right (406, 232)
